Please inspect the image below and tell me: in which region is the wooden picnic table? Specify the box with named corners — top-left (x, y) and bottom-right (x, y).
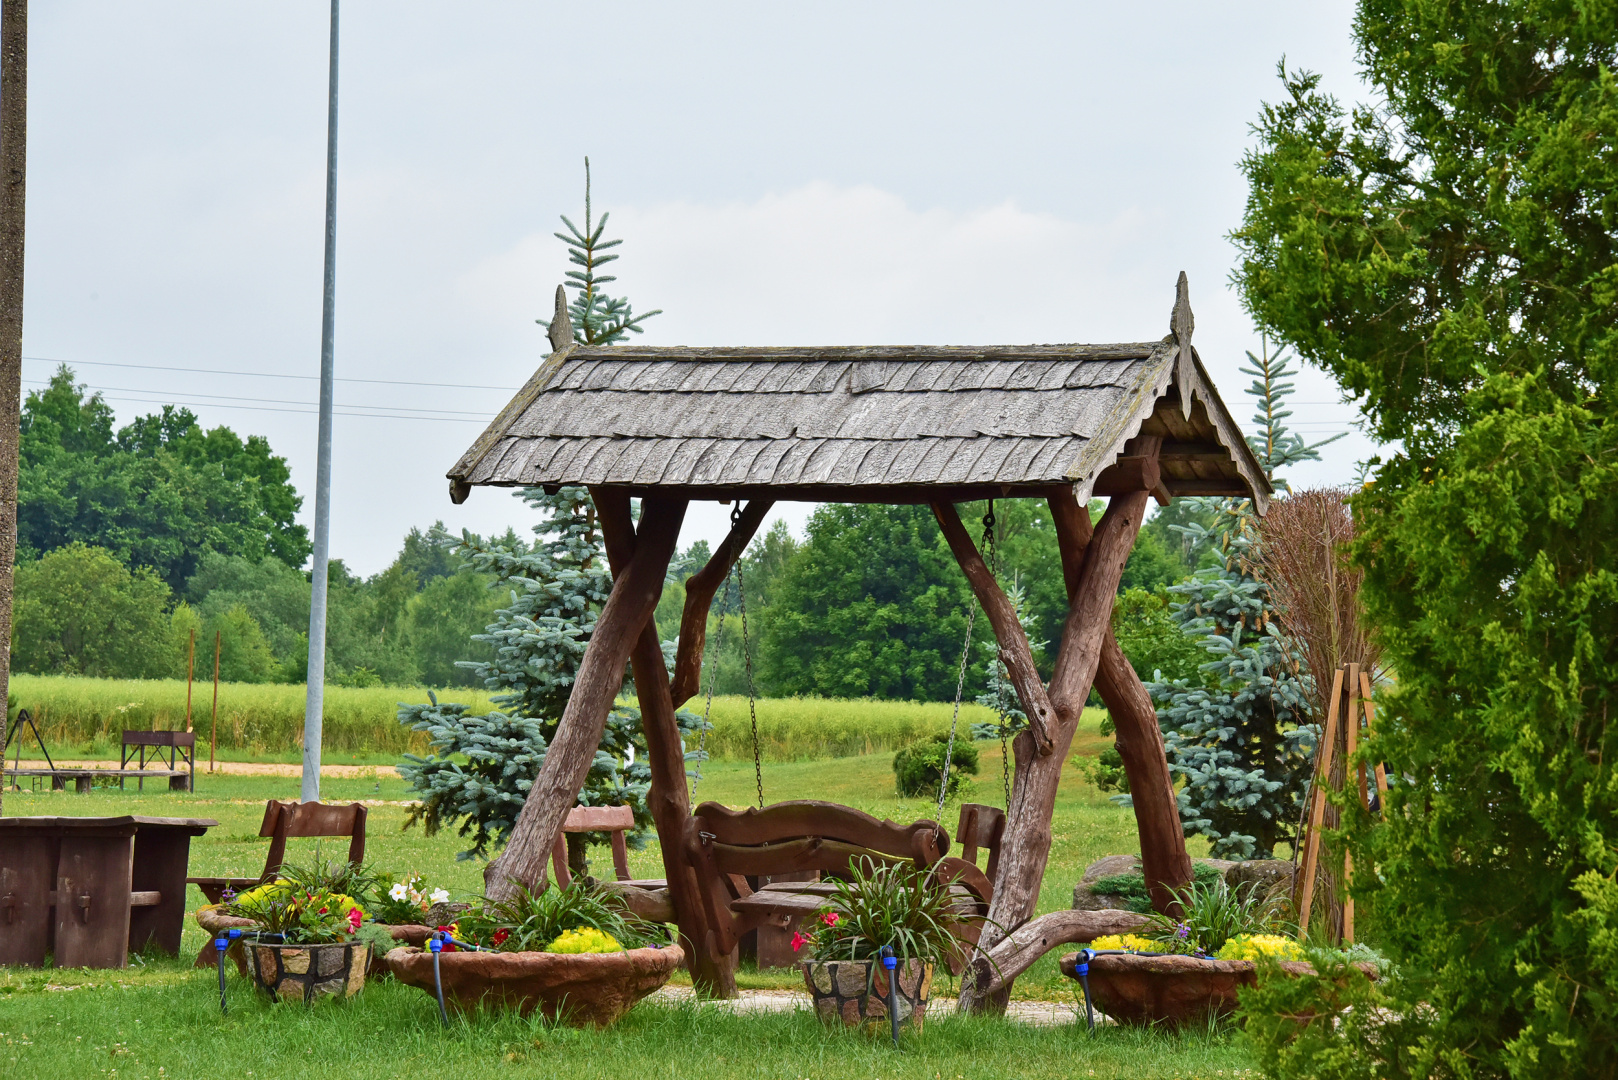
top-left (4, 768), bottom-right (191, 793)
top-left (0, 815), bottom-right (219, 968)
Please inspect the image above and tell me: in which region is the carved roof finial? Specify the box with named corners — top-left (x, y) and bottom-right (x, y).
top-left (548, 284), bottom-right (574, 353)
top-left (1170, 271), bottom-right (1195, 421)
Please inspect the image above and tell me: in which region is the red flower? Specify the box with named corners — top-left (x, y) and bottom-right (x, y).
top-left (790, 931), bottom-right (809, 952)
top-left (318, 907), bottom-right (329, 915)
top-left (820, 912), bottom-right (840, 927)
top-left (491, 928), bottom-right (510, 947)
top-left (347, 908), bottom-right (362, 931)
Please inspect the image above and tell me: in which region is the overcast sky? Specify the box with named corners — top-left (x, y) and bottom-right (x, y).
top-left (23, 1), bottom-right (1373, 575)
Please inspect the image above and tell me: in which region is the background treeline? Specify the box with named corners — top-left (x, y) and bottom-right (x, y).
top-left (13, 367), bottom-right (1212, 695)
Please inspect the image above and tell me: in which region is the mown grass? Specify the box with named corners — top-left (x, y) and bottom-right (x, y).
top-left (0, 964), bottom-right (1253, 1080)
top-left (1, 708), bottom-right (1244, 1078)
top-left (9, 676), bottom-right (1003, 763)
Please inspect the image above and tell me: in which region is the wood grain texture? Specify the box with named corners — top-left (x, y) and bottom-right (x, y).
top-left (668, 498), bottom-right (773, 709)
top-left (962, 490), bottom-right (1149, 1014)
top-left (482, 496), bottom-right (687, 904)
top-left (0, 0), bottom-right (26, 821)
top-left (1047, 489), bottom-right (1192, 915)
top-left (964, 908), bottom-right (1151, 999)
top-left (932, 501), bottom-right (1055, 755)
top-left (593, 490), bottom-right (734, 995)
top-left (691, 800), bottom-right (947, 863)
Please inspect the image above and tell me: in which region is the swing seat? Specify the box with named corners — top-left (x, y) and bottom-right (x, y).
top-left (684, 799), bottom-right (996, 960)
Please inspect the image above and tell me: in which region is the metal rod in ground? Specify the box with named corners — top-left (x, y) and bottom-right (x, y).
top-left (185, 626), bottom-right (194, 732)
top-left (210, 630), bottom-right (219, 772)
top-left (302, 0), bottom-right (340, 804)
top-left (881, 945), bottom-right (900, 1047)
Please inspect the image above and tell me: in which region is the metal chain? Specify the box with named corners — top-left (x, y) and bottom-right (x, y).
top-left (937, 502), bottom-right (998, 822)
top-left (690, 599), bottom-right (726, 803)
top-left (936, 603), bottom-right (977, 823)
top-left (732, 506), bottom-right (765, 810)
top-left (988, 508), bottom-right (1013, 808)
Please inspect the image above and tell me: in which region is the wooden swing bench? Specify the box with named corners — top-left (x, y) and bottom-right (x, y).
top-left (685, 799), bottom-right (1001, 962)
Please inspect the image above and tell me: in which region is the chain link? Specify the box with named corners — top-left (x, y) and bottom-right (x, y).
top-left (937, 502), bottom-right (1002, 821)
top-left (690, 599), bottom-right (725, 803)
top-left (731, 505), bottom-right (766, 810)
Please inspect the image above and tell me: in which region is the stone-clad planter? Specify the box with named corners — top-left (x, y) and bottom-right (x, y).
top-left (802, 959), bottom-right (934, 1033)
top-left (243, 941), bottom-right (369, 1002)
top-left (386, 944), bottom-right (682, 1028)
top-left (1060, 951), bottom-right (1378, 1026)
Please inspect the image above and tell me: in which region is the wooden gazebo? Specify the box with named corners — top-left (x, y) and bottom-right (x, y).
top-left (446, 274), bottom-right (1269, 1000)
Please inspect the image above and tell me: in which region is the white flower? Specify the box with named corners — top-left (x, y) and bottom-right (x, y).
top-left (429, 888), bottom-right (450, 904)
top-left (388, 883), bottom-right (409, 901)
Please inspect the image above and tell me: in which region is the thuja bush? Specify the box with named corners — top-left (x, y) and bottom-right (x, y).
top-left (1232, 2), bottom-right (1618, 1072)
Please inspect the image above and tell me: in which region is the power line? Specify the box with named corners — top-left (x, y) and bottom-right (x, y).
top-left (19, 377), bottom-right (497, 417)
top-left (18, 379), bottom-right (489, 424)
top-left (21, 353), bottom-right (521, 392)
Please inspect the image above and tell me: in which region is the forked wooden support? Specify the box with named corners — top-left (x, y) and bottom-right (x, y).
top-left (594, 491), bottom-right (738, 997)
top-left (482, 496), bottom-right (688, 905)
top-left (668, 499), bottom-right (773, 709)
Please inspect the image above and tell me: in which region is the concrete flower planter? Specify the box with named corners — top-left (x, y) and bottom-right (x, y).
top-left (243, 940), bottom-right (369, 1002)
top-left (385, 944), bottom-right (683, 1028)
top-left (802, 959), bottom-right (934, 1033)
top-left (1059, 951), bottom-right (1377, 1026)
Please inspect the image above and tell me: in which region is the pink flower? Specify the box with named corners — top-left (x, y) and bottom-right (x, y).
top-left (348, 908), bottom-right (362, 931)
top-left (821, 912), bottom-right (839, 927)
top-left (790, 931), bottom-right (808, 952)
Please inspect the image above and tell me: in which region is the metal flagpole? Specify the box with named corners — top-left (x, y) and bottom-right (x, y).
top-left (302, 0), bottom-right (339, 803)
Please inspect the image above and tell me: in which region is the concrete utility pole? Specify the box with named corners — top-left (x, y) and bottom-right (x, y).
top-left (302, 0), bottom-right (339, 803)
top-left (0, 0), bottom-right (26, 820)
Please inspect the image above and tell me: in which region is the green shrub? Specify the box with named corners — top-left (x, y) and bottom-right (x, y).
top-left (892, 733), bottom-right (979, 797)
top-left (1091, 862), bottom-right (1223, 914)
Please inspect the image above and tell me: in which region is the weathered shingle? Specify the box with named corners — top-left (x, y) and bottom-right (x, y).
top-left (449, 339), bottom-right (1271, 507)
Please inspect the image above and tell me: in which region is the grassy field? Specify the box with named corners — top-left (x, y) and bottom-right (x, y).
top-left (9, 675), bottom-right (1001, 763)
top-left (1, 707), bottom-right (1247, 1078)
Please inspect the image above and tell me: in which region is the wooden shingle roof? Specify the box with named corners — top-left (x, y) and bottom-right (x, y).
top-left (449, 276), bottom-right (1271, 510)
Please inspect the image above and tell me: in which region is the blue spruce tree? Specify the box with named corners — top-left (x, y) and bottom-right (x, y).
top-left (399, 165), bottom-right (697, 870)
top-left (1145, 343), bottom-right (1340, 859)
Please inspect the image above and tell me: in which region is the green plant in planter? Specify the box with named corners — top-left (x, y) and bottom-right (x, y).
top-left (367, 872), bottom-right (450, 926)
top-left (791, 857), bottom-right (984, 966)
top-left (226, 881), bottom-right (367, 944)
top-left (1141, 878), bottom-right (1291, 956)
top-left (457, 882), bottom-right (665, 953)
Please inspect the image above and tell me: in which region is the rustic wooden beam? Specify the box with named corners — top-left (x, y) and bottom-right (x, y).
top-left (961, 490), bottom-right (1150, 1014)
top-left (595, 491), bottom-right (738, 998)
top-left (482, 495), bottom-right (687, 904)
top-left (930, 502), bottom-right (1055, 757)
top-left (668, 498), bottom-right (774, 709)
top-left (964, 909), bottom-right (1150, 999)
top-left (1047, 489), bottom-right (1193, 916)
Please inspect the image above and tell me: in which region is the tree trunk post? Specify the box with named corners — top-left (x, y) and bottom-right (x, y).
top-left (668, 498), bottom-right (772, 709)
top-left (0, 0), bottom-right (25, 819)
top-left (482, 496), bottom-right (688, 902)
top-left (595, 490), bottom-right (738, 997)
top-left (1046, 487), bottom-right (1192, 915)
top-left (957, 488), bottom-right (1150, 1013)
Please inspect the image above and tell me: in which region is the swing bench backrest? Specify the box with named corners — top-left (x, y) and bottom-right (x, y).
top-left (685, 799), bottom-right (953, 955)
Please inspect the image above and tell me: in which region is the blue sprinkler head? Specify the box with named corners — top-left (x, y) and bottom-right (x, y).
top-left (429, 934), bottom-right (444, 954)
top-left (880, 945), bottom-right (897, 971)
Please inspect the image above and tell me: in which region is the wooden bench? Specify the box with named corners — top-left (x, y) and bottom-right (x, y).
top-left (186, 799), bottom-right (367, 905)
top-left (121, 730), bottom-right (195, 792)
top-left (549, 804), bottom-right (666, 890)
top-left (4, 768), bottom-right (190, 794)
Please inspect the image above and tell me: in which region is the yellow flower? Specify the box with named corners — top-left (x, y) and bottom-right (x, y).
top-left (544, 927), bottom-right (622, 954)
top-left (1215, 934), bottom-right (1305, 962)
top-left (1089, 933), bottom-right (1159, 953)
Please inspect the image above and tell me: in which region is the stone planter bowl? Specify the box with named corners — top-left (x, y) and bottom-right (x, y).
top-left (243, 940), bottom-right (369, 1002)
top-left (1059, 951), bottom-right (1378, 1026)
top-left (803, 959), bottom-right (934, 1034)
top-left (386, 944), bottom-right (683, 1028)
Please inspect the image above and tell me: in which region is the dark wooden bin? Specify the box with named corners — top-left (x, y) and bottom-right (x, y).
top-left (0, 815), bottom-right (218, 968)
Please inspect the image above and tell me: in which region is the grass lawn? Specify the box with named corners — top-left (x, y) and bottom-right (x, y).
top-left (1, 710), bottom-right (1246, 1078)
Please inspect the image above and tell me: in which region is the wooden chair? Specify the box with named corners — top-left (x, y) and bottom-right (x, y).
top-left (187, 799), bottom-right (367, 906)
top-left (684, 799), bottom-right (965, 957)
top-left (549, 805), bottom-right (666, 890)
